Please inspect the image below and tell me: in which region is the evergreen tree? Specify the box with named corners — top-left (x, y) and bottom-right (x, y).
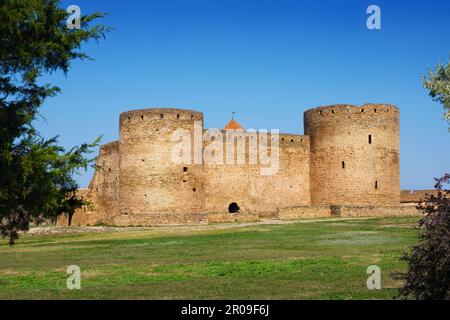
top-left (0, 0), bottom-right (109, 244)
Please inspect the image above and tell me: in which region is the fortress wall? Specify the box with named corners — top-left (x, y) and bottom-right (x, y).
top-left (401, 189), bottom-right (439, 203)
top-left (304, 104), bottom-right (400, 206)
top-left (89, 141), bottom-right (120, 224)
top-left (251, 133), bottom-right (311, 210)
top-left (279, 134), bottom-right (311, 205)
top-left (203, 131), bottom-right (310, 214)
top-left (203, 130), bottom-right (260, 214)
top-left (118, 108), bottom-right (205, 217)
top-left (64, 105), bottom-right (408, 227)
top-left (59, 141), bottom-right (120, 226)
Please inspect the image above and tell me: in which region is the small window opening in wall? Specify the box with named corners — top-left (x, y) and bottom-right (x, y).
top-left (300, 138), bottom-right (303, 143)
top-left (177, 114), bottom-right (180, 119)
top-left (342, 161), bottom-right (345, 169)
top-left (331, 110), bottom-right (335, 114)
top-left (375, 181), bottom-right (378, 189)
top-left (368, 134), bottom-right (372, 144)
top-left (319, 110), bottom-right (322, 115)
top-left (228, 202), bottom-right (240, 213)
top-left (191, 114), bottom-right (194, 119)
top-left (183, 167), bottom-right (188, 172)
top-left (182, 179), bottom-right (186, 183)
top-left (108, 168), bottom-right (111, 172)
top-left (128, 117), bottom-right (130, 122)
top-left (160, 114), bottom-right (163, 119)
top-left (141, 115), bottom-right (144, 120)
top-left (361, 108), bottom-right (364, 113)
top-left (374, 108), bottom-right (377, 113)
top-left (192, 187), bottom-right (196, 192)
top-left (290, 139), bottom-right (294, 142)
top-left (282, 137), bottom-right (284, 141)
top-left (142, 159), bottom-right (145, 162)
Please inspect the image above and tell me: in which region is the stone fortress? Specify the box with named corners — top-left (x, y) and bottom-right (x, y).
top-left (59, 103), bottom-right (429, 227)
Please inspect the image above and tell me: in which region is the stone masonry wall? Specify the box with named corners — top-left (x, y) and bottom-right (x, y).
top-left (203, 131), bottom-right (311, 214)
top-left (118, 108), bottom-right (205, 219)
top-left (90, 141), bottom-right (120, 224)
top-left (305, 104), bottom-right (400, 206)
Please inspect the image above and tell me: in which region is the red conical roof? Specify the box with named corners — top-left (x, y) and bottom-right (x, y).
top-left (223, 119), bottom-right (244, 130)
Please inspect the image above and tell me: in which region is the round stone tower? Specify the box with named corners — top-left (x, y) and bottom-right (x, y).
top-left (304, 104), bottom-right (400, 206)
top-left (118, 108), bottom-right (205, 216)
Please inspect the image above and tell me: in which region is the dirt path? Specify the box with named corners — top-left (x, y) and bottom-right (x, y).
top-left (27, 216), bottom-right (376, 236)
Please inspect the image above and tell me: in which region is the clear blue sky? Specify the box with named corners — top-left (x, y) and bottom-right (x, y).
top-left (37, 0), bottom-right (450, 189)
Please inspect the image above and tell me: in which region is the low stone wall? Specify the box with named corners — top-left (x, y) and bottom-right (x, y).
top-left (207, 213), bottom-right (259, 223)
top-left (56, 213), bottom-right (69, 226)
top-left (57, 210), bottom-right (100, 226)
top-left (257, 210), bottom-right (278, 219)
top-left (277, 204), bottom-right (420, 220)
top-left (56, 188), bottom-right (100, 226)
top-left (339, 204), bottom-right (420, 217)
top-left (113, 212), bottom-right (208, 226)
top-left (58, 203), bottom-right (422, 227)
top-left (277, 205), bottom-right (332, 219)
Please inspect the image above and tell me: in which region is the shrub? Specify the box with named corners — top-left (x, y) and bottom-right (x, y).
top-left (396, 174), bottom-right (450, 300)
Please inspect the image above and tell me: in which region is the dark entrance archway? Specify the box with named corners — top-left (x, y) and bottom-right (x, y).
top-left (228, 202), bottom-right (240, 213)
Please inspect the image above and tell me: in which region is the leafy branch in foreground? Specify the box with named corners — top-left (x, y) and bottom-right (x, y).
top-left (422, 56), bottom-right (450, 128)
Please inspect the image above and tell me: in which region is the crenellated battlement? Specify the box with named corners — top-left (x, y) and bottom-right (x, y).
top-left (304, 103), bottom-right (399, 132)
top-left (120, 108), bottom-right (203, 123)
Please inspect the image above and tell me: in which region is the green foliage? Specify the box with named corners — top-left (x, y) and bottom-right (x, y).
top-left (422, 56), bottom-right (450, 126)
top-left (0, 0), bottom-right (110, 244)
top-left (396, 175), bottom-right (450, 300)
top-left (399, 56), bottom-right (450, 299)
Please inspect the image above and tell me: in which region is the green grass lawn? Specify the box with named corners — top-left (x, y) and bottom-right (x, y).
top-left (0, 216), bottom-right (419, 299)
